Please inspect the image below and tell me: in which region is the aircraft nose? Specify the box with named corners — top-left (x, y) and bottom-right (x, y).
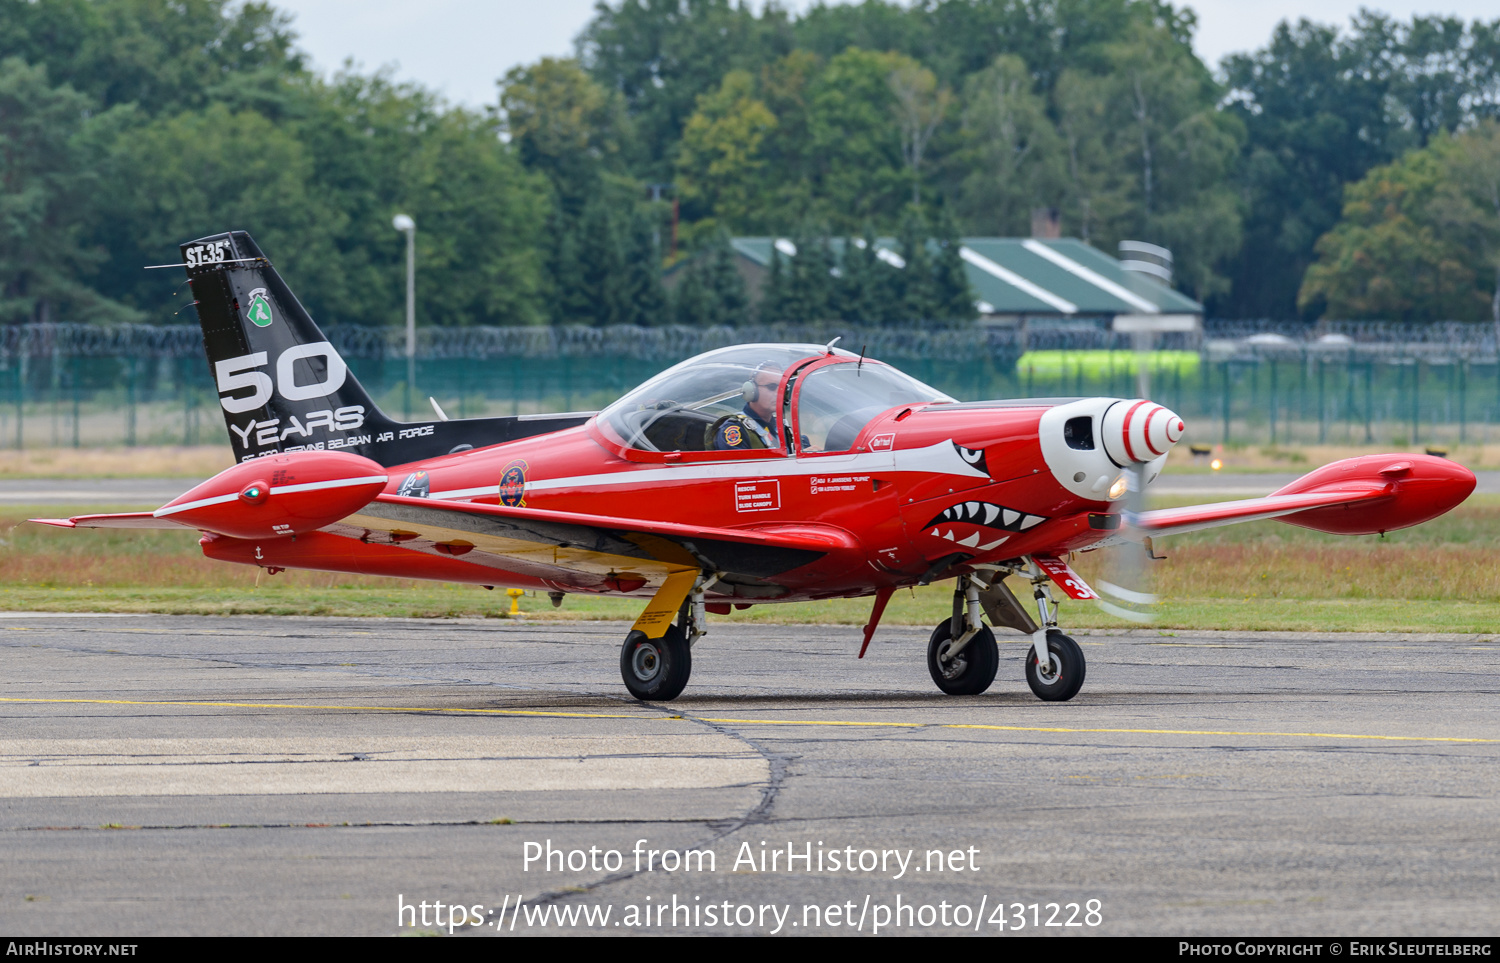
top-left (1100, 400), bottom-right (1183, 466)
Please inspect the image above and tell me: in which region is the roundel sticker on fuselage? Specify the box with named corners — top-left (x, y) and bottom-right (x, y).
top-left (499, 459), bottom-right (528, 507)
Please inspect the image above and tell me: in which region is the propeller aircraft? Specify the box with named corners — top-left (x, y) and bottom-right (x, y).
top-left (34, 232), bottom-right (1477, 702)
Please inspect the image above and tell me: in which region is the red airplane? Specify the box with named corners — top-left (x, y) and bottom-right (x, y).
top-left (34, 232), bottom-right (1477, 702)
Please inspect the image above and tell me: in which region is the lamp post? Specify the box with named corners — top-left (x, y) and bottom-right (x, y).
top-left (393, 213), bottom-right (416, 418)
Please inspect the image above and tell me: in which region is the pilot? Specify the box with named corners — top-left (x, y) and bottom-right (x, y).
top-left (714, 363), bottom-right (781, 450)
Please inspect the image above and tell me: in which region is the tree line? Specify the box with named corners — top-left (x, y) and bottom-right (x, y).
top-left (2, 0), bottom-right (1499, 329)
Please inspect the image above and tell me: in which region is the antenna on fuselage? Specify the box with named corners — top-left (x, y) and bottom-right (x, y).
top-left (857, 344), bottom-right (866, 374)
top-left (824, 336), bottom-right (841, 355)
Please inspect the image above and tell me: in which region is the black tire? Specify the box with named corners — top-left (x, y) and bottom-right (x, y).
top-left (620, 625), bottom-right (691, 701)
top-left (1025, 630), bottom-right (1086, 702)
top-left (927, 620), bottom-right (999, 695)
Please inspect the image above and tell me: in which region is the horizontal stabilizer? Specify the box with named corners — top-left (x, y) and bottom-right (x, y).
top-left (30, 513), bottom-right (193, 530)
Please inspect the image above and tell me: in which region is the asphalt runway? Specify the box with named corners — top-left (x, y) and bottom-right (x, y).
top-left (2, 614), bottom-right (1497, 937)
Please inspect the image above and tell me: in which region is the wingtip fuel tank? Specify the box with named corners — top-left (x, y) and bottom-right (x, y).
top-left (153, 451), bottom-right (388, 539)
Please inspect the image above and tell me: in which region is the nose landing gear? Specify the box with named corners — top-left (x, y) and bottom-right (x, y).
top-left (924, 560), bottom-right (1089, 701)
top-left (1025, 629), bottom-right (1086, 701)
top-left (1020, 557), bottom-right (1087, 702)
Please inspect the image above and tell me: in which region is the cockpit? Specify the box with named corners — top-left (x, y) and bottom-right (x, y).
top-left (597, 344), bottom-right (954, 455)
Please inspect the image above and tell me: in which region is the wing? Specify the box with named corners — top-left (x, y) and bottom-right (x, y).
top-left (1127, 455), bottom-right (1475, 541)
top-left (1130, 486), bottom-right (1389, 539)
top-left (330, 494), bottom-right (863, 598)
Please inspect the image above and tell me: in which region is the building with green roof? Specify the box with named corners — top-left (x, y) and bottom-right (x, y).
top-left (716, 236), bottom-right (1203, 324)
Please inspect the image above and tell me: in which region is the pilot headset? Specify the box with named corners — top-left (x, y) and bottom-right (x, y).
top-left (742, 364), bottom-right (779, 402)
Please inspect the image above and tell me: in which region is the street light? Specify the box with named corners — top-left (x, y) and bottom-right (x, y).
top-left (392, 213), bottom-right (416, 418)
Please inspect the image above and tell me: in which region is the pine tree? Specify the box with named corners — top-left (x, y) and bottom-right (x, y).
top-left (896, 209), bottom-right (938, 323)
top-left (789, 225), bottom-right (836, 321)
top-left (578, 198), bottom-right (628, 326)
top-left (672, 262), bottom-right (713, 325)
top-left (760, 247), bottom-right (791, 323)
top-left (550, 212), bottom-right (593, 324)
top-left (619, 210), bottom-right (667, 326)
top-left (838, 230), bottom-right (887, 324)
top-left (703, 232), bottom-right (749, 325)
top-left (932, 208), bottom-right (977, 322)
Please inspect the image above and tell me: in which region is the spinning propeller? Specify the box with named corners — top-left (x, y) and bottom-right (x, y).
top-left (1094, 399), bottom-right (1182, 625)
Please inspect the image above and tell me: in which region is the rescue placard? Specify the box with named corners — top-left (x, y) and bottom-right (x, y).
top-left (735, 479), bottom-right (781, 512)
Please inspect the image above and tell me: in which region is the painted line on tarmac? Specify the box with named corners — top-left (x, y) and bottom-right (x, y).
top-left (695, 717), bottom-right (1500, 744)
top-left (0, 697), bottom-right (659, 722)
top-left (4, 697), bottom-right (1496, 745)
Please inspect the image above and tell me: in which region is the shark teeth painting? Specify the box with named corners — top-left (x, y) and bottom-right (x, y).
top-left (924, 500), bottom-right (1046, 533)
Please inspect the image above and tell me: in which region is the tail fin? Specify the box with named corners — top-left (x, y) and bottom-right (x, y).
top-left (181, 231), bottom-right (589, 466)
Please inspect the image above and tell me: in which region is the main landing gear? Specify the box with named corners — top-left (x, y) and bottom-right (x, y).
top-left (928, 560), bottom-right (1087, 701)
top-left (620, 625), bottom-right (691, 701)
top-left (927, 577), bottom-right (1000, 695)
top-left (618, 572), bottom-right (713, 702)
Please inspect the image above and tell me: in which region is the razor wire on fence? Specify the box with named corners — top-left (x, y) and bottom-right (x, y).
top-left (4, 320), bottom-right (1500, 450)
top-left (319, 321), bottom-right (1028, 364)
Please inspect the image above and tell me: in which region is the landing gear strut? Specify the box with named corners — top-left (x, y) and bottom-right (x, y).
top-left (929, 559), bottom-right (1090, 701)
top-left (1021, 558), bottom-right (1086, 701)
top-left (617, 571), bottom-right (716, 702)
top-left (927, 575), bottom-right (999, 695)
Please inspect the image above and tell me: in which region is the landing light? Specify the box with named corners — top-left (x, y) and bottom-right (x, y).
top-left (1210, 458), bottom-right (1223, 471)
top-left (1108, 476), bottom-right (1128, 500)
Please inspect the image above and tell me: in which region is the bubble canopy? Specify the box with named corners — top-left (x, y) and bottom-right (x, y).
top-left (598, 343), bottom-right (954, 454)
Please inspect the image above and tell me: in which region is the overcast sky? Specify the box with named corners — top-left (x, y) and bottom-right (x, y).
top-left (272, 0), bottom-right (1500, 110)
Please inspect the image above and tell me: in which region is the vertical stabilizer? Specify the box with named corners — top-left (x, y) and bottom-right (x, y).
top-left (181, 231), bottom-right (590, 466)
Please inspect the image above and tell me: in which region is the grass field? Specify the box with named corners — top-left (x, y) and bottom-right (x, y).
top-left (0, 446), bottom-right (234, 479)
top-left (5, 495), bottom-right (1497, 634)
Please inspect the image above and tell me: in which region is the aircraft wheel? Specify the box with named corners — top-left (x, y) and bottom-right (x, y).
top-left (927, 620), bottom-right (999, 695)
top-left (1025, 630), bottom-right (1086, 702)
top-left (620, 625), bottom-right (691, 701)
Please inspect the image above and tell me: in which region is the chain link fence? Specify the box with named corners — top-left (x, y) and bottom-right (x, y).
top-left (2, 319), bottom-right (1498, 450)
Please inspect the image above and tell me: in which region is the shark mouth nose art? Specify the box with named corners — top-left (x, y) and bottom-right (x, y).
top-left (922, 501), bottom-right (1047, 551)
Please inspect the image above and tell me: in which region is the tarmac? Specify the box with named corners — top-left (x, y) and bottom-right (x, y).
top-left (2, 614), bottom-right (1497, 936)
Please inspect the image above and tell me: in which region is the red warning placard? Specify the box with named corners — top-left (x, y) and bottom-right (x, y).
top-left (1033, 554), bottom-right (1100, 600)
